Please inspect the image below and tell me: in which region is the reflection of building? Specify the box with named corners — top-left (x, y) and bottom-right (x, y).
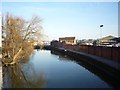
top-left (59, 37), bottom-right (76, 45)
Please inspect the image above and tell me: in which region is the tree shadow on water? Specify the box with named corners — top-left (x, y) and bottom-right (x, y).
top-left (3, 63), bottom-right (46, 88)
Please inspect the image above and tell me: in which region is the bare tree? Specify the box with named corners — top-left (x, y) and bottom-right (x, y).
top-left (2, 13), bottom-right (43, 65)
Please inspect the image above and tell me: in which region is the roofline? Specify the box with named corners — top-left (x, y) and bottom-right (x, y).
top-left (59, 37), bottom-right (75, 39)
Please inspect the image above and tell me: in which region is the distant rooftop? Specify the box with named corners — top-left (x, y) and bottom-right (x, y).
top-left (100, 35), bottom-right (116, 40)
top-left (59, 37), bottom-right (75, 40)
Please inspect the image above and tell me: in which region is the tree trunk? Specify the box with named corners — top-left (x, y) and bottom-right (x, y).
top-left (10, 47), bottom-right (22, 65)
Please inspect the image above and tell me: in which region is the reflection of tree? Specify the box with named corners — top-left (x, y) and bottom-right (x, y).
top-left (3, 63), bottom-right (46, 88)
top-left (3, 64), bottom-right (28, 88)
top-left (22, 60), bottom-right (46, 88)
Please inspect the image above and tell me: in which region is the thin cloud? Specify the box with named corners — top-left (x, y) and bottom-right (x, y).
top-left (2, 0), bottom-right (120, 2)
top-left (2, 6), bottom-right (63, 12)
top-left (20, 6), bottom-right (63, 12)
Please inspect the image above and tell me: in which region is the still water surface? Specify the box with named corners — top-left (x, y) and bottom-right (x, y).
top-left (3, 50), bottom-right (112, 88)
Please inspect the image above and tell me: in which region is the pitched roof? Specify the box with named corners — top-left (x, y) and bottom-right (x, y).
top-left (100, 35), bottom-right (116, 40)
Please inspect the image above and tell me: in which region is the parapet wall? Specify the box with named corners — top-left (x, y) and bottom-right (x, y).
top-left (54, 44), bottom-right (120, 62)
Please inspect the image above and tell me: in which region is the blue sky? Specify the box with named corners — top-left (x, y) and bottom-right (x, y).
top-left (2, 2), bottom-right (118, 41)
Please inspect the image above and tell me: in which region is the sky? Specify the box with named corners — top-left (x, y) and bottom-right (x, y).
top-left (1, 0), bottom-right (120, 2)
top-left (1, 1), bottom-right (118, 41)
top-left (118, 2), bottom-right (120, 37)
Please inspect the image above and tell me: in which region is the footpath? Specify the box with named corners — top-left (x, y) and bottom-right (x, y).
top-left (67, 49), bottom-right (120, 71)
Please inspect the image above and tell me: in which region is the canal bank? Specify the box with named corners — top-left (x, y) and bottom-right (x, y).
top-left (44, 45), bottom-right (120, 88)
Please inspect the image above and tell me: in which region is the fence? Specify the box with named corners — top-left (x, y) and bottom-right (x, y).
top-left (61, 44), bottom-right (120, 62)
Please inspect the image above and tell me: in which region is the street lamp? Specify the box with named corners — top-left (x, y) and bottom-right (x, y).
top-left (99, 24), bottom-right (104, 46)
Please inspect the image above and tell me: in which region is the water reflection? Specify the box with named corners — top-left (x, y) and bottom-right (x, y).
top-left (51, 50), bottom-right (118, 88)
top-left (3, 64), bottom-right (29, 88)
top-left (22, 60), bottom-right (46, 88)
top-left (3, 63), bottom-right (46, 88)
top-left (3, 50), bottom-right (114, 88)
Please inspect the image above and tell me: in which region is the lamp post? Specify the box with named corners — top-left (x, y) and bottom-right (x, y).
top-left (99, 24), bottom-right (103, 46)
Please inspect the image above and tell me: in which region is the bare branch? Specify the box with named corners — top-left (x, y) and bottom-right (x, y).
top-left (2, 14), bottom-right (43, 65)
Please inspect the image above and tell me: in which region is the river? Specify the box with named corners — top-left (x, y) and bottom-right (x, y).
top-left (2, 50), bottom-right (113, 88)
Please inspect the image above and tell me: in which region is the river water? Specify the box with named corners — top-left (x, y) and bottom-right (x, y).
top-left (2, 50), bottom-right (113, 88)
